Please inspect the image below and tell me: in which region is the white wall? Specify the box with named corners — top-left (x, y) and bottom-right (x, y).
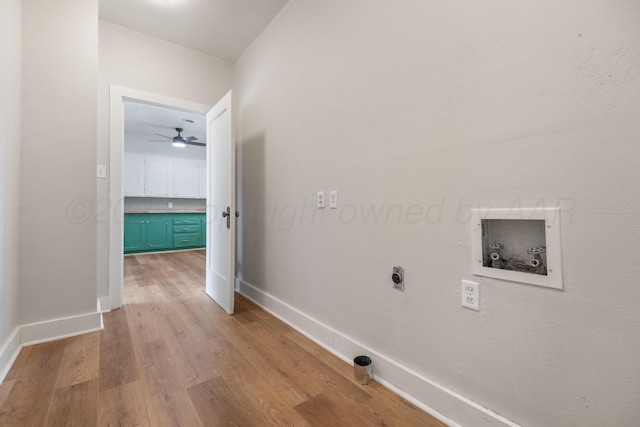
top-left (19, 0), bottom-right (99, 325)
top-left (234, 1), bottom-right (640, 425)
top-left (0, 0), bottom-right (22, 375)
top-left (97, 21), bottom-right (234, 298)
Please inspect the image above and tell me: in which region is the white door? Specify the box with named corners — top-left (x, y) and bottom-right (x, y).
top-left (205, 90), bottom-right (236, 314)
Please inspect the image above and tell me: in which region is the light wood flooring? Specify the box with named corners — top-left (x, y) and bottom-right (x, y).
top-left (0, 250), bottom-right (445, 426)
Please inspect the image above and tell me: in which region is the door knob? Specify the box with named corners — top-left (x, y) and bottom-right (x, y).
top-left (222, 207), bottom-right (231, 229)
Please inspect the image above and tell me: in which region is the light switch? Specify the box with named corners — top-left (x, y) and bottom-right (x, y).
top-left (329, 190), bottom-right (338, 209)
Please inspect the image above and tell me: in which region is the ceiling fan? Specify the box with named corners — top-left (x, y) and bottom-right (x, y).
top-left (151, 127), bottom-right (205, 147)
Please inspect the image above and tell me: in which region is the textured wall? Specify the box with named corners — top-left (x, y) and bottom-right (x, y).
top-left (0, 0), bottom-right (21, 358)
top-left (234, 1), bottom-right (640, 425)
top-left (20, 0), bottom-right (98, 324)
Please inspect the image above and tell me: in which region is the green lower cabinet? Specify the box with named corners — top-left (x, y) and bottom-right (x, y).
top-left (124, 213), bottom-right (205, 254)
top-left (123, 220), bottom-right (145, 252)
top-left (174, 233), bottom-right (200, 248)
top-left (201, 216), bottom-right (206, 247)
top-left (146, 218), bottom-right (172, 249)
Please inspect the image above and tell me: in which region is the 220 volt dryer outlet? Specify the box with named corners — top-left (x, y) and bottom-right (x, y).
top-left (392, 266), bottom-right (404, 291)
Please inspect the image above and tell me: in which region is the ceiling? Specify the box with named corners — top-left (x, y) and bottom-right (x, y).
top-left (107, 0), bottom-right (289, 158)
top-left (99, 0), bottom-right (290, 63)
top-left (124, 101), bottom-right (206, 159)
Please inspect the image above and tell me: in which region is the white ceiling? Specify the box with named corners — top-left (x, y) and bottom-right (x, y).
top-left (107, 0), bottom-right (289, 158)
top-left (124, 101), bottom-right (206, 159)
top-left (99, 0), bottom-right (290, 63)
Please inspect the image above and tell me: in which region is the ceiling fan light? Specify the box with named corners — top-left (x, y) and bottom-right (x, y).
top-left (172, 141), bottom-right (186, 148)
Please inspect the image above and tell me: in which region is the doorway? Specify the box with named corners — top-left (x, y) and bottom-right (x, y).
top-left (108, 86), bottom-right (212, 310)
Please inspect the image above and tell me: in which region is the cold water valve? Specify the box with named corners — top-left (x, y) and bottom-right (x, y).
top-left (528, 247), bottom-right (546, 273)
top-left (489, 243), bottom-right (504, 268)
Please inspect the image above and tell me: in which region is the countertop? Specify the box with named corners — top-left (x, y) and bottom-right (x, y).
top-left (124, 210), bottom-right (206, 214)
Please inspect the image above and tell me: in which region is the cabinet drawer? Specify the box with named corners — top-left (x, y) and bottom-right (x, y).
top-left (173, 218), bottom-right (200, 225)
top-left (173, 225), bottom-right (200, 234)
top-left (174, 234), bottom-right (200, 248)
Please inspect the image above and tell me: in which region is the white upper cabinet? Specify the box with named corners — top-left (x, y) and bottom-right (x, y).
top-left (123, 154), bottom-right (145, 196)
top-left (198, 160), bottom-right (207, 199)
top-left (145, 156), bottom-right (173, 197)
top-left (124, 154), bottom-right (206, 199)
top-left (173, 159), bottom-right (200, 198)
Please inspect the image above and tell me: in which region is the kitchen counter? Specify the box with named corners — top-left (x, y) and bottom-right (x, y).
top-left (124, 210), bottom-right (206, 214)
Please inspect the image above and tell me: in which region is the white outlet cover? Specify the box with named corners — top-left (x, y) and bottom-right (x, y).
top-left (317, 191), bottom-right (325, 208)
top-left (329, 190), bottom-right (338, 209)
top-left (461, 280), bottom-right (480, 311)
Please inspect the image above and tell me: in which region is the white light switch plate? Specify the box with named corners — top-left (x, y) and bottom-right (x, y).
top-left (462, 280), bottom-right (480, 311)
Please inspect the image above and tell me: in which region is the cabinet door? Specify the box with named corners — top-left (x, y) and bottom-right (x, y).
top-left (173, 159), bottom-right (199, 198)
top-left (124, 217), bottom-right (145, 253)
top-left (123, 154), bottom-right (145, 196)
top-left (146, 217), bottom-right (172, 249)
top-left (145, 156), bottom-right (172, 197)
top-left (197, 161), bottom-right (207, 199)
top-left (200, 215), bottom-right (206, 248)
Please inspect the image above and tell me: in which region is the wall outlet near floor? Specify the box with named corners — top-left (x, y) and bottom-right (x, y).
top-left (168, 202), bottom-right (173, 208)
top-left (392, 266), bottom-right (404, 291)
top-left (461, 280), bottom-right (480, 311)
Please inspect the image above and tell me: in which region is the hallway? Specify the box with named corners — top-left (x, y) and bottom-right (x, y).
top-left (0, 251), bottom-right (443, 426)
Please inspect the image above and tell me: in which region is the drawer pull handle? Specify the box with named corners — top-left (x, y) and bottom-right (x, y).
top-left (182, 240), bottom-right (190, 243)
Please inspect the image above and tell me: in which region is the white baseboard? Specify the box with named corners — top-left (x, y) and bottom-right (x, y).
top-left (0, 327), bottom-right (22, 384)
top-left (20, 311), bottom-right (104, 346)
top-left (98, 296), bottom-right (112, 313)
top-left (0, 311), bottom-right (105, 383)
top-left (237, 279), bottom-right (521, 427)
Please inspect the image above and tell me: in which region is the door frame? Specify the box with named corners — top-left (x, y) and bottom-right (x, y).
top-left (108, 85), bottom-right (211, 310)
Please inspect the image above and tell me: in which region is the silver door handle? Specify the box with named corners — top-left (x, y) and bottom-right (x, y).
top-left (222, 207), bottom-right (231, 229)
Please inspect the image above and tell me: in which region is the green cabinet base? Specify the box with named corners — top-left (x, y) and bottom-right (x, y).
top-left (124, 213), bottom-right (206, 254)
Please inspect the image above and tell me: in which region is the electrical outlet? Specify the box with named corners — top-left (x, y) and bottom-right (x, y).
top-left (329, 190), bottom-right (338, 209)
top-left (317, 191), bottom-right (325, 208)
top-left (96, 164), bottom-right (106, 178)
top-left (392, 266), bottom-right (404, 291)
top-left (461, 280), bottom-right (479, 311)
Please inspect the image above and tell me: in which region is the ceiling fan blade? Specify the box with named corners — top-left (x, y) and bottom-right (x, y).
top-left (154, 133), bottom-right (173, 140)
top-left (184, 140), bottom-right (206, 147)
top-left (186, 136), bottom-right (199, 142)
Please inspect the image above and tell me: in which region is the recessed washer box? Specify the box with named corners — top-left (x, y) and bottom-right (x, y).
top-left (471, 207), bottom-right (563, 290)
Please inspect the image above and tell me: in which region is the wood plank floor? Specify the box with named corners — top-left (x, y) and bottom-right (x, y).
top-left (0, 250), bottom-right (446, 426)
